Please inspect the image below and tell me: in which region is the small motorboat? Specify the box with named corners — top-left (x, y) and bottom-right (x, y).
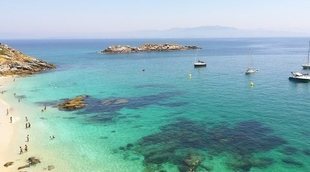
top-left (245, 67), bottom-right (257, 75)
top-left (289, 72), bottom-right (310, 82)
top-left (194, 60), bottom-right (207, 68)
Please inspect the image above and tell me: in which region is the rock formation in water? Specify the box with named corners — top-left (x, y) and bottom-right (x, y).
top-left (57, 95), bottom-right (88, 111)
top-left (101, 43), bottom-right (200, 54)
top-left (0, 43), bottom-right (55, 76)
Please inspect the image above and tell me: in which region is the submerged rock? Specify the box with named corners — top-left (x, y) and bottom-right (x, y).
top-left (58, 95), bottom-right (88, 111)
top-left (0, 43), bottom-right (55, 76)
top-left (183, 153), bottom-right (204, 172)
top-left (101, 43), bottom-right (200, 54)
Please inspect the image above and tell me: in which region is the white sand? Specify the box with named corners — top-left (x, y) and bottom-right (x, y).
top-left (0, 77), bottom-right (28, 172)
top-left (0, 77), bottom-right (16, 171)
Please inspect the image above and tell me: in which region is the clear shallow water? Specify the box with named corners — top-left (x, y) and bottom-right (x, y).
top-left (2, 38), bottom-right (310, 172)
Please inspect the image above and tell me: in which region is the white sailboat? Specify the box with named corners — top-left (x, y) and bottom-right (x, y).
top-left (193, 50), bottom-right (207, 68)
top-left (245, 50), bottom-right (257, 75)
top-left (302, 41), bottom-right (310, 69)
top-left (194, 60), bottom-right (207, 67)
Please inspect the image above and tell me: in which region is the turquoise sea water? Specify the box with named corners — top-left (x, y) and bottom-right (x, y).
top-left (2, 38), bottom-right (310, 172)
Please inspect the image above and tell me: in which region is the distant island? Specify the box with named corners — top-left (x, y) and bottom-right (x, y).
top-left (101, 43), bottom-right (200, 54)
top-left (0, 43), bottom-right (55, 76)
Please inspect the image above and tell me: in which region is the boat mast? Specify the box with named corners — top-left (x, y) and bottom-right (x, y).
top-left (249, 49), bottom-right (253, 68)
top-left (308, 41), bottom-right (310, 64)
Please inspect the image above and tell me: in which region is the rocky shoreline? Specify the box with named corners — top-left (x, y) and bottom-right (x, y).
top-left (0, 43), bottom-right (55, 76)
top-left (101, 43), bottom-right (200, 54)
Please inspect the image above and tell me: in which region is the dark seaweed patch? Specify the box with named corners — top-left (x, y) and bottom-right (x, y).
top-left (228, 157), bottom-right (274, 172)
top-left (205, 120), bottom-right (286, 156)
top-left (282, 158), bottom-right (303, 167)
top-left (302, 149), bottom-right (310, 156)
top-left (125, 119), bottom-right (285, 171)
top-left (39, 91), bottom-right (182, 123)
top-left (279, 146), bottom-right (299, 155)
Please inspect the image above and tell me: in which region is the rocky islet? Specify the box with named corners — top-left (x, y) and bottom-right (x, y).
top-left (102, 43), bottom-right (200, 54)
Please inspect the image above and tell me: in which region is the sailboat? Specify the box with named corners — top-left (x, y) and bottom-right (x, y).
top-left (245, 50), bottom-right (257, 75)
top-left (302, 41), bottom-right (310, 69)
top-left (193, 50), bottom-right (207, 68)
top-left (194, 60), bottom-right (207, 67)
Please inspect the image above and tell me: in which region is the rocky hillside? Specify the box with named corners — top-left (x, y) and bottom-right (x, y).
top-left (0, 43), bottom-right (55, 76)
top-left (102, 43), bottom-right (200, 54)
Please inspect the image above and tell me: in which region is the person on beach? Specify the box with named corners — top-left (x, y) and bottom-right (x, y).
top-left (25, 116), bottom-right (28, 122)
top-left (26, 122), bottom-right (31, 128)
top-left (44, 105), bottom-right (47, 111)
top-left (13, 93), bottom-right (16, 97)
top-left (50, 135), bottom-right (55, 140)
top-left (6, 108), bottom-right (9, 115)
top-left (10, 116), bottom-right (12, 123)
top-left (26, 135), bottom-right (29, 142)
top-left (24, 145), bottom-right (28, 152)
top-left (19, 146), bottom-right (23, 154)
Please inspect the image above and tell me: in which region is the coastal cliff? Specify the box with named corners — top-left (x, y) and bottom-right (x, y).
top-left (102, 43), bottom-right (200, 54)
top-left (0, 43), bottom-right (55, 76)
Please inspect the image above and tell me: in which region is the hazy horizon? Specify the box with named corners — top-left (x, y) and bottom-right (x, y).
top-left (1, 0), bottom-right (310, 39)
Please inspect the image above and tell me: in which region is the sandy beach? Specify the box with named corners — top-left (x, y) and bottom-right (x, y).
top-left (0, 77), bottom-right (42, 172)
top-left (0, 76), bottom-right (25, 172)
top-left (0, 77), bottom-right (17, 171)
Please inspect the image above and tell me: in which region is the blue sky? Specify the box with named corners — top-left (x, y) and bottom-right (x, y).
top-left (1, 0), bottom-right (310, 38)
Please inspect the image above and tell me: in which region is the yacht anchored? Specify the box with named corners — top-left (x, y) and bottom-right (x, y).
top-left (194, 60), bottom-right (207, 68)
top-left (245, 67), bottom-right (258, 75)
top-left (289, 72), bottom-right (310, 82)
